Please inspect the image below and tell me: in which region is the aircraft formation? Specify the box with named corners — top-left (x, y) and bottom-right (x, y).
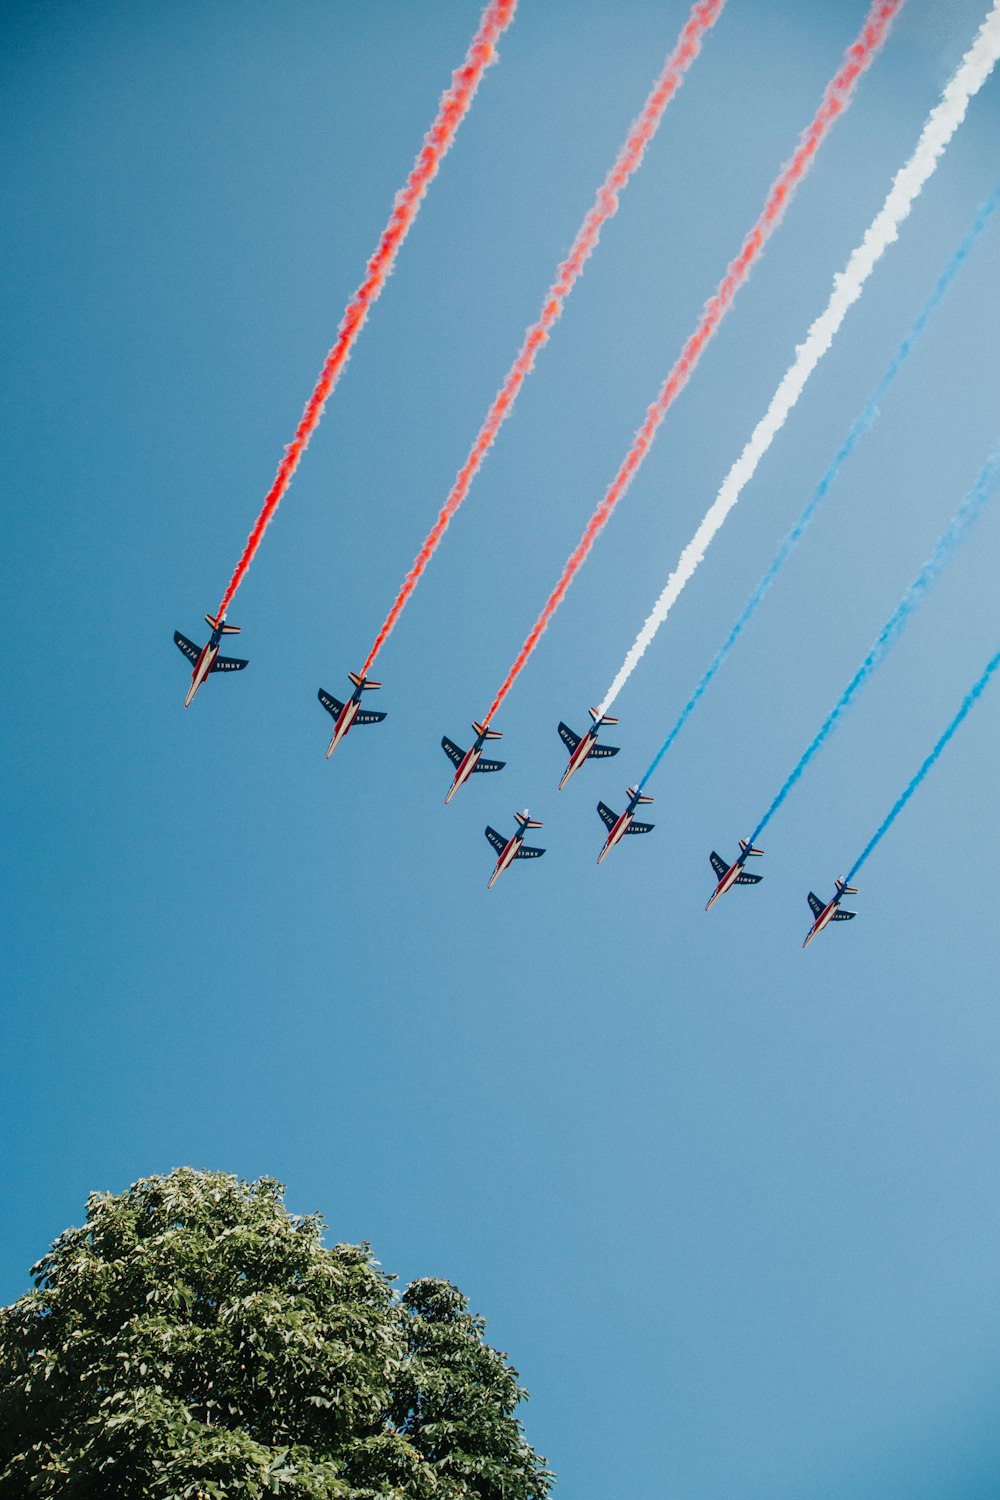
top-left (173, 610), bottom-right (868, 943)
top-left (174, 0), bottom-right (1000, 947)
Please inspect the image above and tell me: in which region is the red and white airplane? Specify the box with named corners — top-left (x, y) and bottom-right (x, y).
top-left (484, 809), bottom-right (545, 889)
top-left (803, 877), bottom-right (859, 949)
top-left (442, 721), bottom-right (505, 804)
top-left (596, 785), bottom-right (654, 865)
top-left (173, 614), bottom-right (248, 708)
top-left (705, 839), bottom-right (764, 911)
top-left (318, 673), bottom-right (386, 759)
top-left (557, 709), bottom-right (620, 791)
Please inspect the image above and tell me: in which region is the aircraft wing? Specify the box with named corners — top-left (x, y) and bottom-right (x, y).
top-left (174, 632), bottom-right (201, 663)
top-left (832, 908), bottom-right (856, 921)
top-left (211, 654), bottom-right (248, 672)
top-left (597, 802), bottom-right (618, 830)
top-left (558, 722), bottom-right (581, 752)
top-left (625, 820), bottom-right (654, 835)
top-left (442, 736), bottom-right (465, 767)
top-left (709, 851), bottom-right (728, 880)
top-left (515, 845), bottom-right (545, 859)
top-left (354, 710), bottom-right (386, 725)
top-left (735, 872), bottom-right (762, 885)
top-left (590, 744), bottom-right (619, 759)
top-left (472, 756), bottom-right (505, 774)
top-left (318, 689), bottom-right (345, 718)
top-left (485, 826), bottom-right (508, 856)
top-left (807, 892), bottom-right (824, 918)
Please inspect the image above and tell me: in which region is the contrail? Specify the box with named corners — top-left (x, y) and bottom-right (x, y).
top-left (639, 179), bottom-right (1000, 787)
top-left (845, 642), bottom-right (1000, 882)
top-left (604, 1), bottom-right (1000, 715)
top-left (481, 0), bottom-right (904, 728)
top-left (214, 0), bottom-right (517, 620)
top-left (748, 441), bottom-right (1000, 845)
top-left (358, 0), bottom-right (727, 678)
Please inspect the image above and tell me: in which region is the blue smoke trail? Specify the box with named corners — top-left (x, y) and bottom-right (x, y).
top-left (640, 179), bottom-right (1000, 790)
top-left (749, 441), bottom-right (1000, 844)
top-left (846, 643), bottom-right (1000, 881)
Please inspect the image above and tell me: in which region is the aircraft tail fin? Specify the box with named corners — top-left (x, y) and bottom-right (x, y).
top-left (514, 810), bottom-right (543, 829)
top-left (836, 878), bottom-right (859, 895)
top-left (205, 613), bottom-right (240, 635)
top-left (739, 839), bottom-right (764, 857)
top-left (473, 720), bottom-right (503, 740)
top-left (627, 785), bottom-right (654, 805)
top-left (349, 672), bottom-right (381, 691)
top-left (590, 707), bottom-right (619, 725)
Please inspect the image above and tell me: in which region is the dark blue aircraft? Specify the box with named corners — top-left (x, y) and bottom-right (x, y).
top-left (174, 613), bottom-right (247, 708)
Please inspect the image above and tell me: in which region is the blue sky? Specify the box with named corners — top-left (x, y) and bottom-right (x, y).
top-left (4, 1), bottom-right (1000, 1495)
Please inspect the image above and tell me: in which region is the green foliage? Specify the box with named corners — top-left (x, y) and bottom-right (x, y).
top-left (0, 1170), bottom-right (552, 1499)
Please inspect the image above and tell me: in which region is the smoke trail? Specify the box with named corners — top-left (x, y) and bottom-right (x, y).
top-left (214, 0), bottom-right (517, 619)
top-left (602, 3), bottom-right (1000, 715)
top-left (748, 441), bottom-right (1000, 845)
top-left (846, 643), bottom-right (1000, 881)
top-left (481, 0), bottom-right (903, 727)
top-left (358, 0), bottom-right (727, 677)
top-left (639, 179), bottom-right (1000, 787)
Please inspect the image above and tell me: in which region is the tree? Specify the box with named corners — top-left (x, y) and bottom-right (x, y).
top-left (0, 1169), bottom-right (552, 1499)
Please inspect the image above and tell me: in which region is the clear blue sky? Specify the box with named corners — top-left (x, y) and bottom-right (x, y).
top-left (4, 2), bottom-right (1000, 1495)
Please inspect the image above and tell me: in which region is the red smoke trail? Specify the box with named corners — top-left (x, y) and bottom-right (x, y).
top-left (482, 0), bottom-right (903, 726)
top-left (360, 0), bottom-right (727, 677)
top-left (215, 0), bottom-right (517, 620)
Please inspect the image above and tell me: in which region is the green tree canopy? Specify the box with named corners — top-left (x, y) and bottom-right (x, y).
top-left (0, 1169), bottom-right (552, 1499)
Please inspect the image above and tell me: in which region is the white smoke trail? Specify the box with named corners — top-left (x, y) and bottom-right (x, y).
top-left (599, 0), bottom-right (1000, 715)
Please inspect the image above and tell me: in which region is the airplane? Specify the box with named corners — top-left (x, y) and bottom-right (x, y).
top-left (442, 721), bottom-right (505, 804)
top-left (557, 709), bottom-right (620, 791)
top-left (173, 613), bottom-right (247, 708)
top-left (318, 673), bottom-right (385, 759)
top-left (705, 839), bottom-right (764, 911)
top-left (596, 785), bottom-right (654, 865)
top-left (484, 809), bottom-right (545, 889)
top-left (802, 877), bottom-right (859, 949)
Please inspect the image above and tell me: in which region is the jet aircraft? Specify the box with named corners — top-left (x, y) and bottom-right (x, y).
top-left (557, 709), bottom-right (620, 790)
top-left (318, 673), bottom-right (385, 759)
top-left (803, 877), bottom-right (859, 949)
top-left (484, 809), bottom-right (545, 889)
top-left (442, 721), bottom-right (505, 804)
top-left (705, 839), bottom-right (764, 911)
top-left (596, 785), bottom-right (654, 865)
top-left (173, 613), bottom-right (247, 708)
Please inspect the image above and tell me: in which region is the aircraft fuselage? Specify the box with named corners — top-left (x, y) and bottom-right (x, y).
top-left (184, 639), bottom-right (221, 708)
top-left (705, 859), bottom-right (744, 911)
top-left (803, 901), bottom-right (839, 948)
top-left (487, 833), bottom-right (524, 889)
top-left (559, 730), bottom-right (599, 791)
top-left (597, 805), bottom-right (636, 865)
top-left (445, 741), bottom-right (486, 804)
top-left (325, 693), bottom-right (363, 759)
